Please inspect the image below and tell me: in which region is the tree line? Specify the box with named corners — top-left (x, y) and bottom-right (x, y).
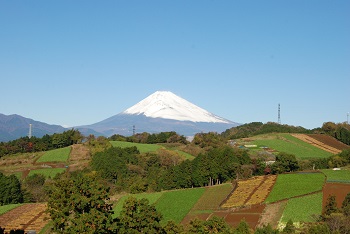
top-left (0, 129), bottom-right (83, 158)
top-left (91, 146), bottom-right (255, 194)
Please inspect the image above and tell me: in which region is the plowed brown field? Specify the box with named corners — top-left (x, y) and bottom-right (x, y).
top-left (0, 203), bottom-right (49, 233)
top-left (308, 134), bottom-right (350, 151)
top-left (181, 204), bottom-right (265, 230)
top-left (322, 183), bottom-right (350, 211)
top-left (291, 134), bottom-right (342, 154)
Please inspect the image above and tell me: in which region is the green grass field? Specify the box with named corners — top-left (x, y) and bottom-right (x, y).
top-left (113, 187), bottom-right (205, 224)
top-left (0, 203), bottom-right (22, 215)
top-left (280, 192), bottom-right (323, 223)
top-left (36, 147), bottom-right (71, 162)
top-left (265, 173), bottom-right (325, 203)
top-left (154, 188), bottom-right (205, 224)
top-left (252, 134), bottom-right (332, 159)
top-left (191, 183), bottom-right (233, 212)
top-left (110, 141), bottom-right (163, 153)
top-left (321, 169), bottom-right (350, 183)
top-left (113, 192), bottom-right (163, 218)
top-left (28, 168), bottom-right (66, 178)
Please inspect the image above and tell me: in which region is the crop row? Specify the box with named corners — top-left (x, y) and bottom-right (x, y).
top-left (246, 175), bottom-right (276, 206)
top-left (222, 176), bottom-right (276, 208)
top-left (291, 134), bottom-right (341, 154)
top-left (0, 203), bottom-right (48, 233)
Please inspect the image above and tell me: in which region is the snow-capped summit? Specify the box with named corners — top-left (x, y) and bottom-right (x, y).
top-left (123, 91), bottom-right (231, 123)
top-left (77, 91), bottom-right (240, 136)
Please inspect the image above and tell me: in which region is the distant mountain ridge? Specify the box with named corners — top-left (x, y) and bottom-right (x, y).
top-left (0, 113), bottom-right (66, 142)
top-left (1, 91), bottom-right (241, 141)
top-left (78, 91), bottom-right (240, 136)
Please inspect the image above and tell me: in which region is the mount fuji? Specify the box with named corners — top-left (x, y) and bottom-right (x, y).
top-left (78, 91), bottom-right (240, 136)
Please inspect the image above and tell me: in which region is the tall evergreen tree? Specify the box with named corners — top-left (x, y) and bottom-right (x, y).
top-left (47, 173), bottom-right (115, 233)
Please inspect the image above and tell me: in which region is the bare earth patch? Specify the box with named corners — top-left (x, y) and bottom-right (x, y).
top-left (258, 201), bottom-right (287, 229)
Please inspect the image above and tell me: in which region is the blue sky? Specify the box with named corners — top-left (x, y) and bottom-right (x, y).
top-left (1, 1), bottom-right (349, 129)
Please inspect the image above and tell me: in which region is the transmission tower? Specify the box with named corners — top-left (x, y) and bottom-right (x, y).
top-left (28, 124), bottom-right (32, 138)
top-left (133, 125), bottom-right (136, 135)
top-left (278, 104), bottom-right (281, 124)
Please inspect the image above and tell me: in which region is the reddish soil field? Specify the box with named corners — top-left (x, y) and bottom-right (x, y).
top-left (322, 183), bottom-right (350, 211)
top-left (0, 203), bottom-right (49, 233)
top-left (181, 213), bottom-right (212, 225)
top-left (181, 204), bottom-right (265, 230)
top-left (308, 134), bottom-right (350, 151)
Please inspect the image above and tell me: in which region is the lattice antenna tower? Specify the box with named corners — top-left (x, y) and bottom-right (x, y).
top-left (278, 104), bottom-right (281, 124)
top-left (28, 124), bottom-right (32, 138)
top-left (133, 125), bottom-right (136, 135)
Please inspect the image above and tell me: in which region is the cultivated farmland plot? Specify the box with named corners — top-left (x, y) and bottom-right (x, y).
top-left (291, 134), bottom-right (341, 154)
top-left (113, 187), bottom-right (205, 224)
top-left (265, 173), bottom-right (325, 203)
top-left (221, 175), bottom-right (276, 208)
top-left (321, 169), bottom-right (350, 183)
top-left (28, 168), bottom-right (66, 178)
top-left (110, 141), bottom-right (163, 153)
top-left (36, 147), bottom-right (71, 163)
top-left (0, 203), bottom-right (49, 233)
top-left (280, 192), bottom-right (323, 223)
top-left (251, 134), bottom-right (333, 159)
top-left (322, 183), bottom-right (350, 210)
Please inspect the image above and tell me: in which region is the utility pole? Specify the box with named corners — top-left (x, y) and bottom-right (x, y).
top-left (28, 124), bottom-right (32, 138)
top-left (278, 103), bottom-right (281, 124)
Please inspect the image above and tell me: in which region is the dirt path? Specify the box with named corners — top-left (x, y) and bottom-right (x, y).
top-left (67, 144), bottom-right (91, 172)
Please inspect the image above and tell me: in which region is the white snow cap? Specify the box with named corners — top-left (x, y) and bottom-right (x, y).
top-left (123, 91), bottom-right (231, 123)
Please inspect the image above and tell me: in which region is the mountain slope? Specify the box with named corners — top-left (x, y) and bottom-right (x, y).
top-left (0, 113), bottom-right (66, 142)
top-left (124, 91), bottom-right (231, 123)
top-left (79, 91), bottom-right (240, 136)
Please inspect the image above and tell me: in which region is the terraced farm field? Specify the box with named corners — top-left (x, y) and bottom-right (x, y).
top-left (36, 147), bottom-right (71, 163)
top-left (281, 192), bottom-right (323, 223)
top-left (265, 173), bottom-right (325, 203)
top-left (251, 134), bottom-right (333, 159)
top-left (28, 168), bottom-right (66, 178)
top-left (321, 169), bottom-right (350, 183)
top-left (291, 134), bottom-right (342, 154)
top-left (0, 203), bottom-right (49, 233)
top-left (308, 134), bottom-right (350, 151)
top-left (222, 175), bottom-right (276, 208)
top-left (191, 184), bottom-right (233, 212)
top-left (113, 187), bottom-right (205, 224)
top-left (323, 183), bottom-right (350, 210)
top-left (110, 141), bottom-right (163, 153)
